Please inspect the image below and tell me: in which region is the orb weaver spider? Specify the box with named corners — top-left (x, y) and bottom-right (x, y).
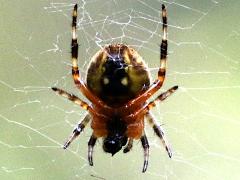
top-left (52, 4), bottom-right (178, 172)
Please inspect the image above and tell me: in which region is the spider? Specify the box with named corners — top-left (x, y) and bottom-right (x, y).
top-left (52, 4), bottom-right (178, 172)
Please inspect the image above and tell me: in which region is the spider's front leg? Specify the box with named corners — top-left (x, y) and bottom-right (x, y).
top-left (140, 132), bottom-right (149, 173)
top-left (88, 134), bottom-right (97, 166)
top-left (145, 112), bottom-right (172, 158)
top-left (63, 114), bottom-right (91, 149)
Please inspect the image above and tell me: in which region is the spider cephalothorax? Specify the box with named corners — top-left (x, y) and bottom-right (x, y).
top-left (52, 4), bottom-right (178, 172)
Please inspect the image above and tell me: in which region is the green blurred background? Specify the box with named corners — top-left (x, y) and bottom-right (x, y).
top-left (0, 0), bottom-right (240, 179)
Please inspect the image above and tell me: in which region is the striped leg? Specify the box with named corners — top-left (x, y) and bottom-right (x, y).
top-left (63, 114), bottom-right (91, 149)
top-left (71, 4), bottom-right (81, 86)
top-left (149, 4), bottom-right (168, 91)
top-left (123, 4), bottom-right (168, 110)
top-left (158, 4), bottom-right (168, 85)
top-left (126, 86), bottom-right (178, 120)
top-left (145, 112), bottom-right (172, 158)
top-left (51, 87), bottom-right (93, 112)
top-left (88, 134), bottom-right (97, 166)
top-left (123, 138), bottom-right (133, 153)
top-left (71, 4), bottom-right (106, 107)
top-left (146, 85), bottom-right (178, 111)
top-left (141, 133), bottom-right (149, 173)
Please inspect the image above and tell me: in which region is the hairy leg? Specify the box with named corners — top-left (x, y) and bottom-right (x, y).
top-left (141, 132), bottom-right (149, 173)
top-left (145, 112), bottom-right (172, 158)
top-left (63, 114), bottom-right (91, 149)
top-left (88, 134), bottom-right (97, 166)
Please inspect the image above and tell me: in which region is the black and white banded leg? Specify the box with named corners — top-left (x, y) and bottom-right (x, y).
top-left (63, 114), bottom-right (91, 149)
top-left (141, 133), bottom-right (149, 173)
top-left (88, 134), bottom-right (97, 166)
top-left (51, 87), bottom-right (93, 111)
top-left (145, 112), bottom-right (172, 158)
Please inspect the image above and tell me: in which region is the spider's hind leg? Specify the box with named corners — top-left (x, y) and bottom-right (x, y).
top-left (70, 4), bottom-right (106, 108)
top-left (71, 4), bottom-right (81, 86)
top-left (141, 132), bottom-right (149, 173)
top-left (121, 4), bottom-right (169, 109)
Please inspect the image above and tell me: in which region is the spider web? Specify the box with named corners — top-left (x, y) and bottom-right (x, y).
top-left (1, 0), bottom-right (240, 179)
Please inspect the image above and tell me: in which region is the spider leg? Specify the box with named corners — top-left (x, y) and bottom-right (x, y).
top-left (126, 86), bottom-right (178, 119)
top-left (71, 4), bottom-right (81, 86)
top-left (158, 4), bottom-right (168, 84)
top-left (51, 87), bottom-right (93, 112)
top-left (71, 4), bottom-right (107, 108)
top-left (146, 85), bottom-right (178, 111)
top-left (123, 5), bottom-right (168, 110)
top-left (147, 4), bottom-right (168, 91)
top-left (145, 112), bottom-right (172, 158)
top-left (157, 85), bottom-right (178, 102)
top-left (123, 138), bottom-right (133, 153)
top-left (141, 132), bottom-right (149, 173)
top-left (88, 134), bottom-right (97, 166)
top-left (63, 114), bottom-right (91, 149)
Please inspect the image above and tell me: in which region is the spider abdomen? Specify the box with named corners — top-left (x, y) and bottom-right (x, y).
top-left (86, 44), bottom-right (150, 105)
